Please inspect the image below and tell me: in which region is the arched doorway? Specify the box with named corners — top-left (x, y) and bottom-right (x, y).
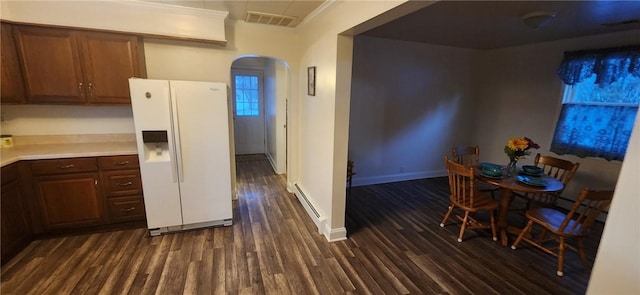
top-left (230, 56), bottom-right (288, 175)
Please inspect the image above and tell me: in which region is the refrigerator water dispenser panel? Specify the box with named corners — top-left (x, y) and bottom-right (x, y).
top-left (142, 130), bottom-right (170, 162)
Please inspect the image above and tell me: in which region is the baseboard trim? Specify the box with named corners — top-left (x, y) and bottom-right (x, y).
top-left (352, 170), bottom-right (447, 187)
top-left (324, 226), bottom-right (347, 242)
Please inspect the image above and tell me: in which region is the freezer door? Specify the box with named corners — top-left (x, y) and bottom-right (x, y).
top-left (170, 80), bottom-right (233, 225)
top-left (129, 78), bottom-right (183, 228)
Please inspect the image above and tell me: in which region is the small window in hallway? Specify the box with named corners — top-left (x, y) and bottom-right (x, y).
top-left (234, 75), bottom-right (260, 116)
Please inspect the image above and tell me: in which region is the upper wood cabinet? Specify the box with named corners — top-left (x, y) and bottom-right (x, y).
top-left (80, 32), bottom-right (145, 104)
top-left (1, 23), bottom-right (27, 104)
top-left (13, 25), bottom-right (146, 105)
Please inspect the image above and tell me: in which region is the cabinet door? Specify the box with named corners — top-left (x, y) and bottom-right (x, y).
top-left (79, 32), bottom-right (141, 104)
top-left (14, 26), bottom-right (86, 104)
top-left (34, 173), bottom-right (105, 229)
top-left (1, 23), bottom-right (26, 104)
top-left (1, 165), bottom-right (31, 264)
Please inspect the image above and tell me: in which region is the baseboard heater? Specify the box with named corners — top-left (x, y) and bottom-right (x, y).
top-left (294, 182), bottom-right (326, 232)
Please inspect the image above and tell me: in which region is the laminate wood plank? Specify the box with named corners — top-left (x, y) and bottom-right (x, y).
top-left (0, 256), bottom-right (44, 292)
top-left (97, 229), bottom-right (149, 294)
top-left (199, 246), bottom-right (215, 294)
top-left (405, 250), bottom-right (470, 295)
top-left (35, 235), bottom-right (100, 293)
top-left (183, 260), bottom-right (201, 295)
top-left (325, 255), bottom-right (356, 292)
top-left (328, 243), bottom-right (368, 293)
top-left (268, 221), bottom-right (311, 294)
top-left (139, 235), bottom-right (173, 294)
top-left (212, 247), bottom-right (227, 294)
top-left (231, 226), bottom-right (250, 291)
top-left (59, 232), bottom-right (124, 294)
top-left (245, 251), bottom-right (265, 294)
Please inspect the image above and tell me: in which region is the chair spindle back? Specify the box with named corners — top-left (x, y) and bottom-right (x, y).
top-left (535, 153), bottom-right (580, 186)
top-left (560, 188), bottom-right (614, 235)
top-left (445, 156), bottom-right (476, 207)
top-left (451, 146), bottom-right (480, 167)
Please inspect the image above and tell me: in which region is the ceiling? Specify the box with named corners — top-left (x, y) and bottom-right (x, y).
top-left (141, 1), bottom-right (640, 49)
top-left (362, 1), bottom-right (640, 50)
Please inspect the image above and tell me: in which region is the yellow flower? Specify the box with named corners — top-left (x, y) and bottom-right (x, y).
top-left (508, 138), bottom-right (529, 151)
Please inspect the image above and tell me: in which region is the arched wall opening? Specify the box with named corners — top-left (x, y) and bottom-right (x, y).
top-left (230, 55), bottom-right (289, 176)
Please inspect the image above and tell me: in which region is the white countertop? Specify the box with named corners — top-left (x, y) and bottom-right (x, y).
top-left (1, 141), bottom-right (138, 167)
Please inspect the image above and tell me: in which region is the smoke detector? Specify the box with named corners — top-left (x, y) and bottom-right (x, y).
top-left (244, 11), bottom-right (298, 27)
top-left (521, 11), bottom-right (558, 30)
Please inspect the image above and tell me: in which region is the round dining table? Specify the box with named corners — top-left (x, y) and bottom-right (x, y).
top-left (474, 166), bottom-right (564, 246)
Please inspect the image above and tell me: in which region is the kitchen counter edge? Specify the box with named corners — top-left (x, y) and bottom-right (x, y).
top-left (1, 141), bottom-right (138, 167)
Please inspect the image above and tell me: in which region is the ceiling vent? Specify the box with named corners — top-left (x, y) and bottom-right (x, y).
top-left (244, 11), bottom-right (297, 27)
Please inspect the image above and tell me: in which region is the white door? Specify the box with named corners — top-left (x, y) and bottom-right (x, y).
top-left (170, 80), bottom-right (233, 224)
top-left (129, 79), bottom-right (183, 229)
top-left (232, 70), bottom-right (265, 155)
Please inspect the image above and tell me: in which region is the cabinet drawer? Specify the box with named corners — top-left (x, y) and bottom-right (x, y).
top-left (99, 155), bottom-right (139, 171)
top-left (102, 170), bottom-right (142, 197)
top-left (31, 158), bottom-right (98, 175)
top-left (107, 196), bottom-right (145, 222)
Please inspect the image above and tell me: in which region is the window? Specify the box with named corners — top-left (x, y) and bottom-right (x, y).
top-left (551, 49), bottom-right (640, 161)
top-left (234, 75), bottom-right (260, 117)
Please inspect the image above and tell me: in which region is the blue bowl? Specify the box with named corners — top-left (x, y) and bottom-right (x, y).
top-left (522, 165), bottom-right (542, 174)
top-left (481, 166), bottom-right (502, 177)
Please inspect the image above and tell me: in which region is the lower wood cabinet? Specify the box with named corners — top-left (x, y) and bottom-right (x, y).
top-left (28, 155), bottom-right (145, 232)
top-left (33, 172), bottom-right (105, 229)
top-left (0, 155), bottom-right (145, 264)
top-left (1, 163), bottom-right (31, 264)
top-left (99, 155), bottom-right (145, 223)
top-left (30, 157), bottom-right (106, 230)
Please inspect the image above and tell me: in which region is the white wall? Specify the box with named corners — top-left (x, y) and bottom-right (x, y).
top-left (472, 30), bottom-right (640, 203)
top-left (265, 59), bottom-right (277, 166)
top-left (348, 35), bottom-right (478, 186)
top-left (0, 105), bottom-right (134, 135)
top-left (264, 60), bottom-right (287, 174)
top-left (294, 0), bottom-right (412, 240)
top-left (587, 113), bottom-right (640, 294)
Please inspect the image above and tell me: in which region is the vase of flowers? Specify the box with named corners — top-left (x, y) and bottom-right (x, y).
top-left (504, 137), bottom-right (540, 176)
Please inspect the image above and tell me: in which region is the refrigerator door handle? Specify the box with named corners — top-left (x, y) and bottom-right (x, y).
top-left (167, 87), bottom-right (179, 183)
top-left (170, 88), bottom-right (185, 183)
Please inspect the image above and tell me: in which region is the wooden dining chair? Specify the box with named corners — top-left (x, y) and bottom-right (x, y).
top-left (511, 188), bottom-right (614, 276)
top-left (440, 156), bottom-right (499, 242)
top-left (514, 153), bottom-right (580, 208)
top-left (451, 146), bottom-right (480, 167)
top-left (346, 160), bottom-right (356, 197)
top-left (451, 145), bottom-right (499, 198)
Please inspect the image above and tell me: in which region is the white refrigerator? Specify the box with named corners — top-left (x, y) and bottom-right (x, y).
top-left (129, 78), bottom-right (233, 236)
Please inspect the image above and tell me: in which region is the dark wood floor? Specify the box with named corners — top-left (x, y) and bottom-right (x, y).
top-left (1, 155), bottom-right (602, 294)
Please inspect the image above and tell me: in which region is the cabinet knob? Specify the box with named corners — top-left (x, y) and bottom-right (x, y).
top-left (120, 207), bottom-right (136, 212)
top-left (58, 164), bottom-right (75, 169)
top-left (114, 161), bottom-right (129, 166)
top-left (88, 82), bottom-right (94, 97)
top-left (78, 83), bottom-right (84, 97)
